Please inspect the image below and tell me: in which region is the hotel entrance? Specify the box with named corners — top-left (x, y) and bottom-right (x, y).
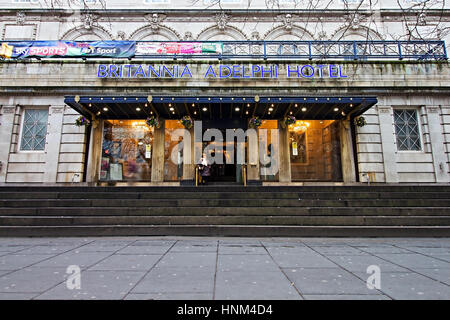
top-left (202, 119), bottom-right (248, 184)
top-left (64, 95), bottom-right (377, 185)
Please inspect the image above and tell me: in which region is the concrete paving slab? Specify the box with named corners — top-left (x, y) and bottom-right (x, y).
top-left (131, 267), bottom-right (215, 294)
top-left (301, 239), bottom-right (365, 246)
top-left (88, 254), bottom-right (162, 271)
top-left (356, 272), bottom-right (450, 300)
top-left (18, 245), bottom-right (81, 255)
top-left (0, 239), bottom-right (49, 246)
top-left (35, 271), bottom-right (145, 300)
top-left (375, 253), bottom-right (450, 269)
top-left (0, 292), bottom-right (38, 300)
top-left (38, 239), bottom-right (93, 246)
top-left (0, 254), bottom-right (56, 271)
top-left (124, 292), bottom-right (213, 300)
top-left (269, 252), bottom-right (337, 268)
top-left (310, 246), bottom-right (369, 256)
top-left (354, 246), bottom-right (414, 254)
top-left (221, 239), bottom-right (264, 246)
top-left (326, 255), bottom-right (409, 273)
top-left (157, 252), bottom-right (217, 268)
top-left (0, 267), bottom-right (66, 293)
top-left (131, 240), bottom-right (177, 247)
top-left (303, 294), bottom-right (391, 300)
top-left (396, 247), bottom-right (450, 256)
top-left (283, 267), bottom-right (380, 295)
top-left (32, 251), bottom-right (113, 268)
top-left (116, 245), bottom-right (172, 255)
top-left (0, 246), bottom-right (33, 253)
top-left (0, 237), bottom-right (449, 300)
top-left (215, 271), bottom-right (302, 300)
top-left (264, 246), bottom-right (315, 254)
top-left (429, 255), bottom-right (450, 263)
top-left (67, 242), bottom-right (131, 253)
top-left (218, 254), bottom-right (279, 272)
top-left (219, 245), bottom-right (267, 255)
top-left (170, 241), bottom-right (218, 253)
top-left (406, 268), bottom-right (450, 285)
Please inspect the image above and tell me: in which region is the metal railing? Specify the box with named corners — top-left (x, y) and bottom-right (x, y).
top-left (1, 40), bottom-right (447, 61)
top-left (135, 40), bottom-right (447, 61)
top-left (195, 165), bottom-right (200, 187)
top-left (241, 164), bottom-right (247, 187)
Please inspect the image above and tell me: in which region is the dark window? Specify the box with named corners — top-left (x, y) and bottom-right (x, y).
top-left (20, 109), bottom-right (48, 151)
top-left (393, 109), bottom-right (422, 151)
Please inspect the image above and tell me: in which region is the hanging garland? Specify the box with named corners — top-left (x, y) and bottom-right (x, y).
top-left (75, 116), bottom-right (90, 127)
top-left (248, 117), bottom-right (262, 129)
top-left (146, 116), bottom-right (161, 128)
top-left (355, 116), bottom-right (367, 127)
top-left (180, 115), bottom-right (193, 129)
top-left (283, 116), bottom-right (296, 127)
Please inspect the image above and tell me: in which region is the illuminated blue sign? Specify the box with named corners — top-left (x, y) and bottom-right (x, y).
top-left (97, 64), bottom-right (347, 79)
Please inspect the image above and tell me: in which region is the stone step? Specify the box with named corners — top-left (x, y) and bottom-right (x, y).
top-left (0, 191), bottom-right (449, 200)
top-left (1, 198), bottom-right (450, 207)
top-left (0, 225), bottom-right (449, 237)
top-left (1, 215), bottom-right (449, 226)
top-left (0, 185), bottom-right (448, 237)
top-left (1, 206), bottom-right (449, 216)
top-left (1, 185), bottom-right (450, 193)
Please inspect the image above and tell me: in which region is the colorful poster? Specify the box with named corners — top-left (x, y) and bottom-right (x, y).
top-left (292, 142), bottom-right (298, 156)
top-left (0, 41), bottom-right (135, 59)
top-left (145, 144), bottom-right (151, 159)
top-left (135, 42), bottom-right (223, 55)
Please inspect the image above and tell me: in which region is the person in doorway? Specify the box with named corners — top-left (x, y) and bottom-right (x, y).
top-left (198, 153), bottom-right (211, 185)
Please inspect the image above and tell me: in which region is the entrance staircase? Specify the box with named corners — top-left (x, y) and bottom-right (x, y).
top-left (0, 185), bottom-right (449, 237)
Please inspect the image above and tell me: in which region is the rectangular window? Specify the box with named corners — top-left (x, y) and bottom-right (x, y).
top-left (100, 120), bottom-right (154, 181)
top-left (393, 109), bottom-right (422, 151)
top-left (20, 109), bottom-right (48, 151)
top-left (289, 120), bottom-right (342, 181)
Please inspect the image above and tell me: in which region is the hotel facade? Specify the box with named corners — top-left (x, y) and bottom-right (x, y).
top-left (0, 0), bottom-right (450, 187)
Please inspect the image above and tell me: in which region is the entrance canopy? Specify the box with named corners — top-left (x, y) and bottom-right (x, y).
top-left (64, 95), bottom-right (377, 121)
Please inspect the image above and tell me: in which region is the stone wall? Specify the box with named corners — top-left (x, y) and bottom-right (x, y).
top-left (356, 94), bottom-right (450, 183)
top-left (0, 61), bottom-right (449, 93)
top-left (0, 97), bottom-right (85, 184)
top-left (0, 60), bottom-right (449, 184)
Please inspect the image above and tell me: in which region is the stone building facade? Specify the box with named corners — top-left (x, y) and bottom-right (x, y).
top-left (0, 0), bottom-right (449, 185)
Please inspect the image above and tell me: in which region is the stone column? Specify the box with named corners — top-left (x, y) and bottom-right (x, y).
top-left (86, 120), bottom-right (103, 183)
top-left (182, 127), bottom-right (195, 185)
top-left (246, 128), bottom-right (260, 183)
top-left (0, 106), bottom-right (16, 183)
top-left (43, 106), bottom-right (64, 183)
top-left (278, 121), bottom-right (291, 183)
top-left (378, 106), bottom-right (399, 183)
top-left (151, 120), bottom-right (165, 183)
top-left (339, 119), bottom-right (357, 182)
top-left (426, 106), bottom-right (450, 183)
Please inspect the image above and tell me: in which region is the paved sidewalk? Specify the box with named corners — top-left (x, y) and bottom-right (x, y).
top-left (0, 237), bottom-right (449, 300)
